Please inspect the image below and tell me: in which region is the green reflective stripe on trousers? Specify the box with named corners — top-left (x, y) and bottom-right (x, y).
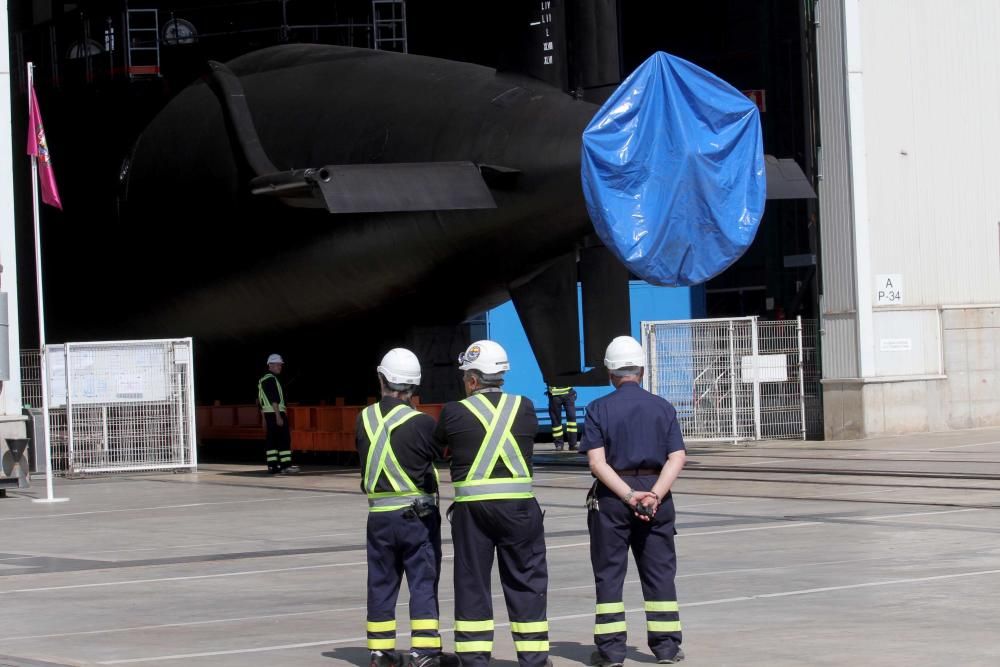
top-left (510, 621), bottom-right (549, 633)
top-left (595, 621), bottom-right (627, 634)
top-left (367, 620), bottom-right (396, 632)
top-left (412, 636), bottom-right (442, 648)
top-left (455, 641), bottom-right (494, 652)
top-left (647, 620), bottom-right (682, 632)
top-left (645, 601), bottom-right (679, 612)
top-left (515, 640), bottom-right (550, 652)
top-left (596, 602), bottom-right (625, 614)
top-left (411, 619), bottom-right (439, 631)
top-left (454, 619), bottom-right (494, 632)
top-left (367, 639), bottom-right (396, 649)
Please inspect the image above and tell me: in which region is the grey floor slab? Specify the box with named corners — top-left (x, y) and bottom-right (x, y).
top-left (1, 428), bottom-right (999, 666)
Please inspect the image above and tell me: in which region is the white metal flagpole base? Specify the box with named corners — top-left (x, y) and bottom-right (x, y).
top-left (32, 497), bottom-right (69, 503)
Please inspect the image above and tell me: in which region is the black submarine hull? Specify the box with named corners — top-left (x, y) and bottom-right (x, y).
top-left (103, 45), bottom-right (598, 401)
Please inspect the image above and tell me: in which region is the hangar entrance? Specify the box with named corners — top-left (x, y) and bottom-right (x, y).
top-left (618, 0), bottom-right (821, 323)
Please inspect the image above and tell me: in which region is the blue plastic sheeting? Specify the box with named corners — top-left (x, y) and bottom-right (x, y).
top-left (581, 52), bottom-right (766, 286)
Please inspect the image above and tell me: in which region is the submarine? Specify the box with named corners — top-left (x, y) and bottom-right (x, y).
top-left (105, 43), bottom-right (627, 401)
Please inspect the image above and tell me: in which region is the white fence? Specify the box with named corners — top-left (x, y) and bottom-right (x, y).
top-left (642, 317), bottom-right (821, 442)
top-left (21, 339), bottom-right (197, 474)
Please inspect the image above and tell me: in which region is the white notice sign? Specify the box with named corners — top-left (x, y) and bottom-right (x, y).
top-left (880, 338), bottom-right (913, 352)
top-left (875, 274), bottom-right (903, 305)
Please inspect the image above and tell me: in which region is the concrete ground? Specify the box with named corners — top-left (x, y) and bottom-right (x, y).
top-left (2, 428), bottom-right (1000, 666)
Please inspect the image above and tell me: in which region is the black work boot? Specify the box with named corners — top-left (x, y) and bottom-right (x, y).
top-left (590, 650), bottom-right (623, 667)
top-left (370, 650), bottom-right (397, 667)
top-left (406, 652), bottom-right (441, 667)
top-left (656, 647), bottom-right (685, 663)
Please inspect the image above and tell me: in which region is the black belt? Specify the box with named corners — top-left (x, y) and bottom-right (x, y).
top-left (613, 467), bottom-right (660, 476)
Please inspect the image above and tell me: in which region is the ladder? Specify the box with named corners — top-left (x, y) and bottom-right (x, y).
top-left (372, 0), bottom-right (407, 53)
top-left (126, 8), bottom-right (160, 77)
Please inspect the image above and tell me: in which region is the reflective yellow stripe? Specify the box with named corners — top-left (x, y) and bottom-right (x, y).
top-left (510, 621), bottom-right (549, 633)
top-left (412, 636), bottom-right (442, 648)
top-left (455, 641), bottom-right (493, 652)
top-left (647, 620), bottom-right (682, 632)
top-left (454, 620), bottom-right (494, 632)
top-left (367, 620), bottom-right (397, 632)
top-left (595, 621), bottom-right (627, 634)
top-left (411, 619), bottom-right (439, 631)
top-left (515, 640), bottom-right (550, 652)
top-left (596, 602), bottom-right (625, 614)
top-left (369, 504), bottom-right (412, 512)
top-left (367, 639), bottom-right (396, 649)
top-left (454, 492), bottom-right (535, 502)
top-left (645, 601), bottom-right (679, 612)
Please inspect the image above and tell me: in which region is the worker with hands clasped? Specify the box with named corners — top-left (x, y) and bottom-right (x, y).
top-left (357, 349), bottom-right (443, 667)
top-left (579, 336), bottom-right (687, 667)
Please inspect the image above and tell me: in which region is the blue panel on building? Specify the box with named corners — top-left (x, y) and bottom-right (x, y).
top-left (486, 282), bottom-right (705, 426)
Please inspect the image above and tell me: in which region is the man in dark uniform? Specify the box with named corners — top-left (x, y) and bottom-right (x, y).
top-left (357, 348), bottom-right (443, 667)
top-left (257, 353), bottom-right (298, 474)
top-left (579, 336), bottom-right (687, 667)
top-left (545, 384), bottom-right (578, 451)
top-left (434, 340), bottom-right (550, 667)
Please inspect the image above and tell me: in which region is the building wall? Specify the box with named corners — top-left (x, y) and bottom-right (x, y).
top-left (815, 0), bottom-right (860, 380)
top-left (0, 2), bottom-right (28, 449)
top-left (0, 3), bottom-right (25, 426)
top-left (820, 0), bottom-right (1000, 438)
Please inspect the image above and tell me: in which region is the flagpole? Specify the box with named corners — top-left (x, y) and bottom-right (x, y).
top-left (28, 62), bottom-right (67, 504)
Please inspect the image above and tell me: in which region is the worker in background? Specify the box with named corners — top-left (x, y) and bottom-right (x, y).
top-left (357, 348), bottom-right (443, 667)
top-left (435, 341), bottom-right (550, 667)
top-left (579, 336), bottom-right (687, 667)
top-left (545, 383), bottom-right (578, 450)
top-left (257, 353), bottom-right (298, 474)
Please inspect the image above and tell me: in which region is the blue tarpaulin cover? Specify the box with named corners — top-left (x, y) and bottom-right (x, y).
top-left (581, 52), bottom-right (766, 286)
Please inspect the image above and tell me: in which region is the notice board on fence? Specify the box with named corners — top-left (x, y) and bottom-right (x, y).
top-left (46, 342), bottom-right (175, 408)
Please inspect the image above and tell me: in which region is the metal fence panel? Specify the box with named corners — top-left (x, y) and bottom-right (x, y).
top-left (642, 317), bottom-right (821, 442)
top-left (20, 339), bottom-right (197, 474)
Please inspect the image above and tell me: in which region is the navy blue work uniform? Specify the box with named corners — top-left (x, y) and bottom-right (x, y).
top-left (579, 381), bottom-right (685, 663)
top-left (546, 385), bottom-right (578, 449)
top-left (258, 373), bottom-right (291, 473)
top-left (434, 389), bottom-right (549, 667)
top-left (356, 398), bottom-right (442, 656)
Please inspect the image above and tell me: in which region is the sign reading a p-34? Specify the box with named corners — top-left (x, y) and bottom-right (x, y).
top-left (875, 274), bottom-right (903, 305)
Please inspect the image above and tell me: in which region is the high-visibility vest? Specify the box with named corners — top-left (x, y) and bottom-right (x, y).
top-left (548, 386), bottom-right (572, 396)
top-left (258, 373), bottom-right (286, 413)
top-left (453, 393), bottom-right (533, 502)
top-left (361, 403), bottom-right (433, 512)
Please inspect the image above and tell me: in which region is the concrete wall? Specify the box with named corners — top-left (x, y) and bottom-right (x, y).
top-left (825, 306), bottom-right (1000, 438)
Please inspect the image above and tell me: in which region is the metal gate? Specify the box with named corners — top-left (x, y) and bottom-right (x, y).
top-left (22, 339), bottom-right (197, 474)
top-left (642, 317), bottom-right (820, 442)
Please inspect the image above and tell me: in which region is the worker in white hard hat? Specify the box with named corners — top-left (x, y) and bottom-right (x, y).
top-left (357, 348), bottom-right (443, 667)
top-left (580, 336), bottom-right (687, 666)
top-left (434, 340), bottom-right (551, 667)
top-left (257, 353), bottom-right (298, 474)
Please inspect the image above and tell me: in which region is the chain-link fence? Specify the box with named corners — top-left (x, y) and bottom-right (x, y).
top-left (642, 317), bottom-right (821, 442)
top-left (20, 339), bottom-right (197, 474)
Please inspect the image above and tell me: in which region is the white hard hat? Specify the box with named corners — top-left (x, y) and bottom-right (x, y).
top-left (267, 353), bottom-right (284, 365)
top-left (604, 336), bottom-right (644, 370)
top-left (377, 348), bottom-right (422, 386)
top-left (458, 340), bottom-right (510, 374)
